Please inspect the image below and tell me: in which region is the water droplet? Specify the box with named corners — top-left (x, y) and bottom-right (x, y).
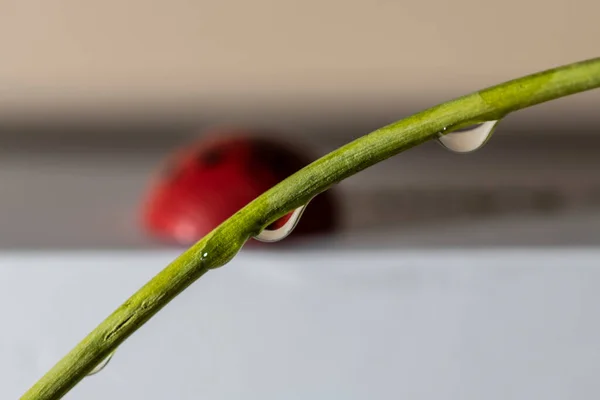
top-left (86, 351), bottom-right (116, 377)
top-left (254, 202), bottom-right (309, 243)
top-left (437, 120), bottom-right (500, 153)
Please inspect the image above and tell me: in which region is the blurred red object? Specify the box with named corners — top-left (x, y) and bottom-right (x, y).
top-left (141, 128), bottom-right (338, 245)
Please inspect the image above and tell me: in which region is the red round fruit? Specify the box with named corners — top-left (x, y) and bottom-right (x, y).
top-left (141, 129), bottom-right (338, 245)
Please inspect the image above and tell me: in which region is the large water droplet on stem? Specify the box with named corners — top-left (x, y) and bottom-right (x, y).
top-left (254, 202), bottom-right (310, 243)
top-left (86, 351), bottom-right (116, 377)
top-left (437, 120), bottom-right (500, 153)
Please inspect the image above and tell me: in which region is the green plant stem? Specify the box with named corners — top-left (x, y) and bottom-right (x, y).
top-left (22, 57), bottom-right (600, 400)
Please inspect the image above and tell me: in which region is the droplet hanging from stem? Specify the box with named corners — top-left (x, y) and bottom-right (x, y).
top-left (437, 120), bottom-right (500, 153)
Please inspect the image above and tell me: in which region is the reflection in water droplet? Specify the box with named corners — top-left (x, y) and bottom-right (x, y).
top-left (254, 202), bottom-right (310, 243)
top-left (86, 351), bottom-right (116, 377)
top-left (437, 120), bottom-right (500, 153)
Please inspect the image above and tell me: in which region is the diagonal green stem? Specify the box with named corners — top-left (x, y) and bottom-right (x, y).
top-left (21, 57), bottom-right (600, 400)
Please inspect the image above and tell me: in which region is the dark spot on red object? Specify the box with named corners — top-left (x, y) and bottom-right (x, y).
top-left (250, 139), bottom-right (307, 181)
top-left (199, 147), bottom-right (224, 167)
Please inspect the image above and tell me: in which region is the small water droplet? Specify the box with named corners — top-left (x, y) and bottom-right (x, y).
top-left (254, 202), bottom-right (310, 243)
top-left (437, 120), bottom-right (500, 153)
top-left (86, 351), bottom-right (116, 377)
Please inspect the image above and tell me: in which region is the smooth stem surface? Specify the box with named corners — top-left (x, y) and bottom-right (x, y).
top-left (22, 57), bottom-right (600, 400)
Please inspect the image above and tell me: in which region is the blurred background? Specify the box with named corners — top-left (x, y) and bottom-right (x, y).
top-left (4, 2), bottom-right (600, 399)
top-left (1, 0), bottom-right (599, 249)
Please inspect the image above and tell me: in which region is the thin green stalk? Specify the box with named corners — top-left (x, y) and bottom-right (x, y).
top-left (22, 57), bottom-right (600, 400)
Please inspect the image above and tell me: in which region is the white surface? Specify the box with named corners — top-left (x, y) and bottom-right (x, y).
top-left (4, 249), bottom-right (600, 399)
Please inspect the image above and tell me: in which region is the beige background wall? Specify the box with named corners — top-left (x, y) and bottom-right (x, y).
top-left (0, 0), bottom-right (598, 116)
